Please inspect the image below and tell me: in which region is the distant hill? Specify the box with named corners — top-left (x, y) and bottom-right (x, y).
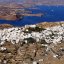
top-left (0, 3), bottom-right (24, 20)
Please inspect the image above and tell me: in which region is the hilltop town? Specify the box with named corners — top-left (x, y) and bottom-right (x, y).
top-left (0, 22), bottom-right (64, 64)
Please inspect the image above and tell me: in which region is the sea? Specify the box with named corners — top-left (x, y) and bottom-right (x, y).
top-left (0, 5), bottom-right (64, 26)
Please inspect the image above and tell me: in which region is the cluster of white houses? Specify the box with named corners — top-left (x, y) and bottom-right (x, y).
top-left (0, 25), bottom-right (64, 46)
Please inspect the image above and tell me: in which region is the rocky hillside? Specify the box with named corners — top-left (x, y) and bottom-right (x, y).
top-left (37, 22), bottom-right (64, 28)
top-left (0, 22), bottom-right (64, 64)
top-left (0, 24), bottom-right (13, 28)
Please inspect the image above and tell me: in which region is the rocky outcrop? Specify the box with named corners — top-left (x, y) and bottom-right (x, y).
top-left (0, 24), bottom-right (13, 28)
top-left (37, 22), bottom-right (64, 28)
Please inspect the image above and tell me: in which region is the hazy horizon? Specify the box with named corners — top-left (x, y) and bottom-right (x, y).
top-left (0, 0), bottom-right (64, 5)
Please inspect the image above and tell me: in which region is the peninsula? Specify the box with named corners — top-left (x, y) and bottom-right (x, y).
top-left (0, 3), bottom-right (43, 21)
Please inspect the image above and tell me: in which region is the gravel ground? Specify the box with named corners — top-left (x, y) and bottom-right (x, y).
top-left (0, 41), bottom-right (64, 64)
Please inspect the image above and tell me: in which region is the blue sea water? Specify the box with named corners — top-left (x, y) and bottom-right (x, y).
top-left (0, 5), bottom-right (64, 26)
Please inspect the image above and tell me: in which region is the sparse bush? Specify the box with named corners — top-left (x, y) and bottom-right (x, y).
top-left (24, 37), bottom-right (36, 43)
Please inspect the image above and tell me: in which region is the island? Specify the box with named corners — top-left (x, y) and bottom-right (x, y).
top-left (0, 3), bottom-right (43, 21)
top-left (0, 3), bottom-right (24, 20)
